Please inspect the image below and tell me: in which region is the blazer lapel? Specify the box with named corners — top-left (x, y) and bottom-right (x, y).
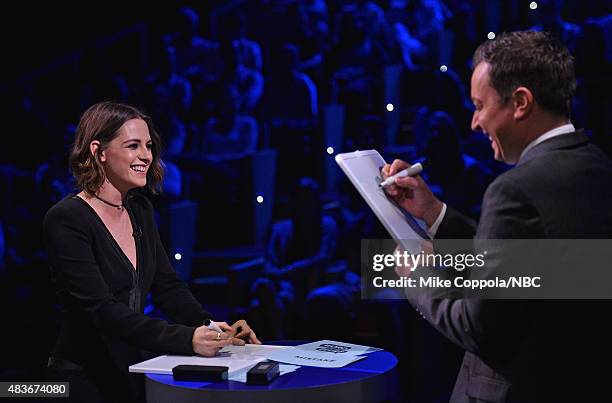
top-left (518, 130), bottom-right (589, 166)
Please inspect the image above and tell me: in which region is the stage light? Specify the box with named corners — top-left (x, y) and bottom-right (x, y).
top-left (440, 65), bottom-right (448, 72)
top-left (174, 253), bottom-right (182, 261)
top-left (326, 146), bottom-right (334, 155)
top-left (530, 2), bottom-right (538, 10)
top-left (256, 195), bottom-right (264, 204)
top-left (487, 32), bottom-right (496, 40)
top-left (386, 103), bottom-right (394, 112)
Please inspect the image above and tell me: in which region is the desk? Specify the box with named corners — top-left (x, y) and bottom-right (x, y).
top-left (143, 341), bottom-right (398, 403)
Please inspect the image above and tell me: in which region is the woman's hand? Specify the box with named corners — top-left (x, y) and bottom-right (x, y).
top-left (192, 325), bottom-right (232, 357)
top-left (229, 319), bottom-right (262, 345)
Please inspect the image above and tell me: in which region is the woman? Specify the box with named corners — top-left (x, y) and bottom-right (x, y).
top-left (43, 101), bottom-right (260, 402)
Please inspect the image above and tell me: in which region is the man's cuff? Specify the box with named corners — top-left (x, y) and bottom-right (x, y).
top-left (427, 203), bottom-right (447, 238)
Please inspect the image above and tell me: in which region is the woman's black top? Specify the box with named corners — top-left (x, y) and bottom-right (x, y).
top-left (43, 192), bottom-right (211, 401)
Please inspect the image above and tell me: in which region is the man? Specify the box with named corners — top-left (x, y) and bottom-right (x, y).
top-left (383, 31), bottom-right (612, 402)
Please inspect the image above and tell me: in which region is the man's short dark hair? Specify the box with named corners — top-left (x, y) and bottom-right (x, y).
top-left (473, 30), bottom-right (576, 118)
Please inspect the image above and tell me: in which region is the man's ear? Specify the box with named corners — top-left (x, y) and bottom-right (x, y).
top-left (512, 86), bottom-right (534, 120)
top-left (90, 140), bottom-right (105, 162)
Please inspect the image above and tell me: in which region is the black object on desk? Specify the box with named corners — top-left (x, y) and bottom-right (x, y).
top-left (247, 361), bottom-right (280, 385)
top-left (172, 365), bottom-right (228, 382)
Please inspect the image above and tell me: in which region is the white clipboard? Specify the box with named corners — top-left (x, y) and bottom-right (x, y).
top-left (335, 150), bottom-right (429, 253)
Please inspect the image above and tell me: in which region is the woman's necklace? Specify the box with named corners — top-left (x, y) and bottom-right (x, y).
top-left (94, 194), bottom-right (124, 211)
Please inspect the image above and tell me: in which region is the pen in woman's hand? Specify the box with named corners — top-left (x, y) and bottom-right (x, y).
top-left (204, 319), bottom-right (224, 334)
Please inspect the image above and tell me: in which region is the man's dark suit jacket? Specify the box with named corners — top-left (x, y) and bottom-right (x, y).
top-left (407, 132), bottom-right (612, 402)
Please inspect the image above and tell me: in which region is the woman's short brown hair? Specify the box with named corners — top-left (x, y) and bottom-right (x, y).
top-left (69, 101), bottom-right (164, 195)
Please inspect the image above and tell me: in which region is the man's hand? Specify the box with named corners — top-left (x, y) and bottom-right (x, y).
top-left (394, 240), bottom-right (434, 278)
top-left (382, 159), bottom-right (443, 227)
top-left (192, 325), bottom-right (232, 356)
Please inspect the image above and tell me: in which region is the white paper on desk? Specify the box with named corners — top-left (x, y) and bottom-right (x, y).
top-left (219, 345), bottom-right (300, 383)
top-left (128, 354), bottom-right (265, 376)
top-left (265, 348), bottom-right (366, 368)
top-left (219, 344), bottom-right (291, 358)
top-left (294, 340), bottom-right (382, 356)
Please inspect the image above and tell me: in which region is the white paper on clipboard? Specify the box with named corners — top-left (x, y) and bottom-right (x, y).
top-left (335, 150), bottom-right (429, 253)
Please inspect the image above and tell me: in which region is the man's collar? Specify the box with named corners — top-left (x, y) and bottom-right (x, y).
top-left (519, 123), bottom-right (576, 162)
top-left (517, 128), bottom-right (590, 166)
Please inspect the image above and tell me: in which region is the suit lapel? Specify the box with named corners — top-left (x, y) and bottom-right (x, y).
top-left (518, 130), bottom-right (589, 166)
